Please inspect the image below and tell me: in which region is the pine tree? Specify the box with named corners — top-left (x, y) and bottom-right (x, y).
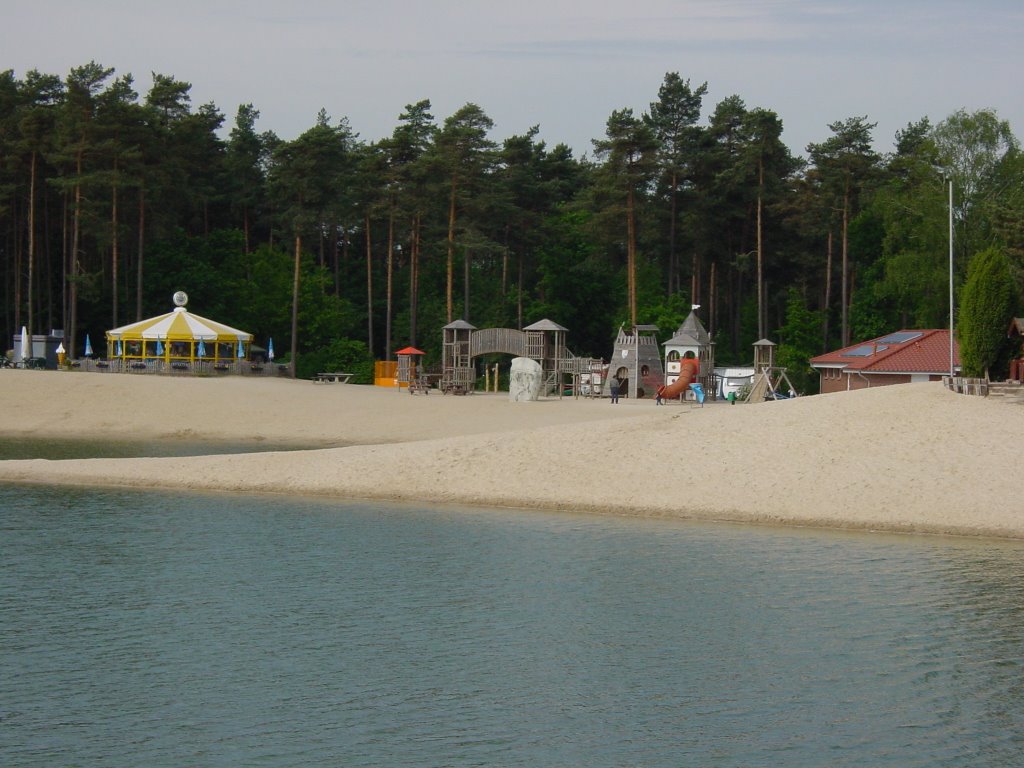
top-left (592, 108), bottom-right (658, 327)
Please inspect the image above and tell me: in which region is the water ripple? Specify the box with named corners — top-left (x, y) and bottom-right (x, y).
top-left (4, 486), bottom-right (1024, 766)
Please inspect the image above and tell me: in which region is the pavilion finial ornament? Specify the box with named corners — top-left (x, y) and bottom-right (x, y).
top-left (173, 291), bottom-right (188, 308)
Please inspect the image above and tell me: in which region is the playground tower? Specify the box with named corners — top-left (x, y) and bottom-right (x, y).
top-left (745, 338), bottom-right (797, 402)
top-left (662, 310), bottom-right (716, 400)
top-left (441, 319), bottom-right (477, 392)
top-left (607, 324), bottom-right (664, 399)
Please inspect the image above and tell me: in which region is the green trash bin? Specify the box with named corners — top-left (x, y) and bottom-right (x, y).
top-left (727, 391), bottom-right (736, 404)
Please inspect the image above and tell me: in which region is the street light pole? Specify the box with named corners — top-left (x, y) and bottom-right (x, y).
top-left (949, 179), bottom-right (954, 377)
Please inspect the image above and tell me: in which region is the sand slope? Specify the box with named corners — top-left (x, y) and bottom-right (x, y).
top-left (1, 371), bottom-right (1021, 538)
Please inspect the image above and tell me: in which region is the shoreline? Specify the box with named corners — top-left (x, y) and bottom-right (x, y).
top-left (5, 462), bottom-right (1022, 542)
top-left (1, 371), bottom-right (1021, 540)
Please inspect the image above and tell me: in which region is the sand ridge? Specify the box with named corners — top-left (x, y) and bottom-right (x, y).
top-left (0, 371), bottom-right (1021, 539)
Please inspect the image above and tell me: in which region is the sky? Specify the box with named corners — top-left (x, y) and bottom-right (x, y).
top-left (4, 0), bottom-right (1023, 159)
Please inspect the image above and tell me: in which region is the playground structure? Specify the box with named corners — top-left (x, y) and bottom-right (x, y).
top-left (393, 309), bottom-right (795, 404)
top-left (745, 338), bottom-right (798, 402)
top-left (660, 310), bottom-right (716, 402)
top-left (429, 310), bottom-right (717, 401)
top-left (395, 346), bottom-right (431, 394)
top-left (439, 318), bottom-right (603, 397)
top-left (606, 325), bottom-right (665, 399)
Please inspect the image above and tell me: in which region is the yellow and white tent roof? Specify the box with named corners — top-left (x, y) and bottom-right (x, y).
top-left (107, 307), bottom-right (252, 342)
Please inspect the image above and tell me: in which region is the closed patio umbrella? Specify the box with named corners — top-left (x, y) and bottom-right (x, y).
top-left (84, 334), bottom-right (93, 357)
top-left (267, 338), bottom-right (275, 361)
top-left (197, 339), bottom-right (207, 358)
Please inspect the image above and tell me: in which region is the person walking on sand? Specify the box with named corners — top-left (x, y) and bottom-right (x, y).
top-left (610, 379), bottom-right (620, 404)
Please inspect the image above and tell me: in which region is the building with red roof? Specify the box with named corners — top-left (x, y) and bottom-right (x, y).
top-left (810, 330), bottom-right (960, 393)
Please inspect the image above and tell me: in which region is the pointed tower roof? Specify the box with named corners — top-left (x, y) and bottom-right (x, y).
top-left (443, 319), bottom-right (477, 331)
top-left (680, 310), bottom-right (710, 343)
top-left (523, 318), bottom-right (568, 332)
top-left (664, 310), bottom-right (710, 347)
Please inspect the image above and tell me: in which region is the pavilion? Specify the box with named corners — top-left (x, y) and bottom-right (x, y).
top-left (105, 292), bottom-right (253, 368)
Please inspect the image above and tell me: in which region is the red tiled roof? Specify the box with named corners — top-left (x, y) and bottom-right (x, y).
top-left (810, 329), bottom-right (960, 374)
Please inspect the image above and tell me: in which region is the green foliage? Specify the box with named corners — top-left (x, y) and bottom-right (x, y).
top-left (849, 261), bottom-right (896, 341)
top-left (958, 246), bottom-right (1017, 377)
top-left (776, 289), bottom-right (824, 394)
top-left (295, 337), bottom-right (374, 383)
top-left (529, 209), bottom-right (617, 357)
top-left (5, 63), bottom-right (1024, 388)
top-left (644, 292), bottom-right (692, 345)
top-left (144, 228), bottom-right (245, 315)
top-left (296, 268), bottom-right (359, 350)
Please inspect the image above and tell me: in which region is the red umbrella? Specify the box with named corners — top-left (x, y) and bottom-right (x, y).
top-left (395, 346), bottom-right (425, 355)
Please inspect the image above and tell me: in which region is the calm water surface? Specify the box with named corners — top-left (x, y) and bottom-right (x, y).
top-left (3, 485), bottom-right (1024, 767)
top-left (0, 437), bottom-right (327, 460)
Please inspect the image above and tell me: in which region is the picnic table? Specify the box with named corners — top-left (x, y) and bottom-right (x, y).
top-left (314, 371), bottom-right (353, 384)
top-left (408, 375), bottom-right (433, 394)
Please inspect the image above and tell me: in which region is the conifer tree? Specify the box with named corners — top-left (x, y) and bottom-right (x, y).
top-left (593, 108), bottom-right (658, 327)
top-left (959, 246), bottom-right (1016, 378)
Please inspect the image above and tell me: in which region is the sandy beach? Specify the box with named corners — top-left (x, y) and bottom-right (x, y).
top-left (0, 370), bottom-right (1021, 539)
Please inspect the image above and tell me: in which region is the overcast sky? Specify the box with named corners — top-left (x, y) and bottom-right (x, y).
top-left (5, 0), bottom-right (1022, 158)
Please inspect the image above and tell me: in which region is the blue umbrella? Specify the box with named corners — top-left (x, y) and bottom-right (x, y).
top-left (197, 339), bottom-right (207, 358)
top-left (236, 339), bottom-right (244, 358)
top-left (84, 334), bottom-right (93, 357)
top-left (267, 338), bottom-right (275, 361)
top-left (155, 339), bottom-right (164, 356)
top-left (115, 339), bottom-right (122, 357)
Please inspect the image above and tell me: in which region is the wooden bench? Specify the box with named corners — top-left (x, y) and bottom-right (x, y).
top-left (314, 372), bottom-right (353, 384)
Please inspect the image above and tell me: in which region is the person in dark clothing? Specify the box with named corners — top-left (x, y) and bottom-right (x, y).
top-left (610, 379), bottom-right (620, 403)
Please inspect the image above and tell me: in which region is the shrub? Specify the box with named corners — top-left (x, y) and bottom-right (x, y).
top-left (958, 247), bottom-right (1016, 378)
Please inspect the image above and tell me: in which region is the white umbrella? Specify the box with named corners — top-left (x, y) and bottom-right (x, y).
top-left (236, 339), bottom-right (244, 358)
top-left (20, 326), bottom-right (29, 364)
top-left (267, 338), bottom-right (275, 361)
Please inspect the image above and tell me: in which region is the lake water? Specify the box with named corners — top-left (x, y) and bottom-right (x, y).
top-left (4, 485), bottom-right (1024, 767)
top-left (0, 437), bottom-right (328, 461)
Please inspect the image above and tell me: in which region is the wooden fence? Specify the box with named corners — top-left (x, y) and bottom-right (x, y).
top-left (943, 376), bottom-right (988, 396)
top-left (70, 359), bottom-right (291, 377)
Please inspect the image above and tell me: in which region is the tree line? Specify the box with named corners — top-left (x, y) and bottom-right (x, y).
top-left (2, 63), bottom-right (1022, 386)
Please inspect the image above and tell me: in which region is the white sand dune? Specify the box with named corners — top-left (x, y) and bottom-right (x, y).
top-left (1, 371), bottom-right (1021, 539)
